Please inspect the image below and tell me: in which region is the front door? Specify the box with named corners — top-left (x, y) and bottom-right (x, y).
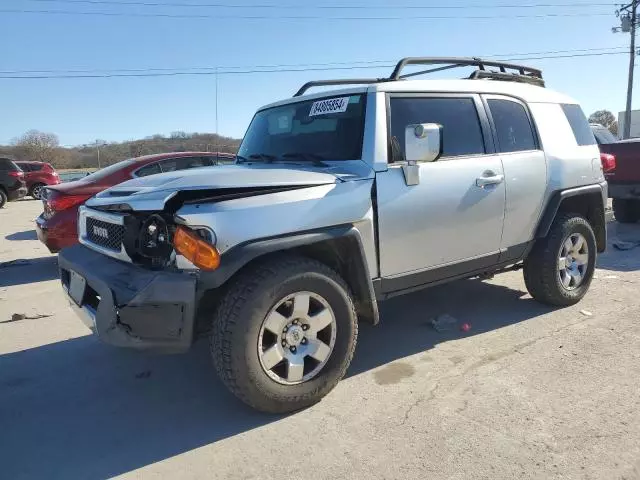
top-left (376, 94), bottom-right (506, 285)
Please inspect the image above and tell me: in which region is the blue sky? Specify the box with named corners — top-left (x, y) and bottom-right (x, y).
top-left (0, 1), bottom-right (632, 146)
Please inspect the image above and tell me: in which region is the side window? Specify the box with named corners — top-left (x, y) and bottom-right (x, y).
top-left (487, 99), bottom-right (537, 153)
top-left (389, 97), bottom-right (485, 160)
top-left (136, 162), bottom-right (162, 177)
top-left (562, 104), bottom-right (597, 146)
top-left (17, 163), bottom-right (31, 172)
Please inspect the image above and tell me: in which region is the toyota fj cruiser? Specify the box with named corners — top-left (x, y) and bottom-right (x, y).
top-left (58, 57), bottom-right (608, 413)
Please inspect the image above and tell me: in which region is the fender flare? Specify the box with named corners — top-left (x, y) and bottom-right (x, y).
top-left (535, 184), bottom-right (606, 239)
top-left (198, 225), bottom-right (380, 325)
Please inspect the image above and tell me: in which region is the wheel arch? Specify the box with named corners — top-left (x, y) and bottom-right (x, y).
top-left (535, 184), bottom-right (607, 253)
top-left (198, 225), bottom-right (379, 326)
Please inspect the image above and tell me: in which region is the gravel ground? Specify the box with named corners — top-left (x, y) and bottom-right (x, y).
top-left (1, 199), bottom-right (640, 480)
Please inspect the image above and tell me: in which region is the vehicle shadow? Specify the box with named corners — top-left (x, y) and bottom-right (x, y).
top-left (0, 256), bottom-right (58, 287)
top-left (0, 277), bottom-right (552, 480)
top-left (5, 229), bottom-right (38, 241)
top-left (349, 278), bottom-right (551, 376)
top-left (596, 222), bottom-right (640, 272)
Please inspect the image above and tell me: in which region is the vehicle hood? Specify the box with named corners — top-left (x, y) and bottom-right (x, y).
top-left (86, 163), bottom-right (370, 211)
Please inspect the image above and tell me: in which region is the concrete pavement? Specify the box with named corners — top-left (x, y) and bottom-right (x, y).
top-left (1, 199), bottom-right (640, 480)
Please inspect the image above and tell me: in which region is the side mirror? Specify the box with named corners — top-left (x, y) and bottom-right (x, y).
top-left (405, 123), bottom-right (443, 163)
top-left (401, 123), bottom-right (443, 186)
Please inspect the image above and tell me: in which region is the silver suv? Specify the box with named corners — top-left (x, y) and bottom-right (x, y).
top-left (58, 57), bottom-right (608, 413)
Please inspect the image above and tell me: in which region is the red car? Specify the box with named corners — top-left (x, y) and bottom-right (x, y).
top-left (36, 151), bottom-right (235, 253)
top-left (14, 161), bottom-right (61, 199)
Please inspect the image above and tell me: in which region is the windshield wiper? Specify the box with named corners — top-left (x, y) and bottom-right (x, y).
top-left (236, 153), bottom-right (277, 164)
top-left (249, 153), bottom-right (277, 162)
top-left (281, 152), bottom-right (328, 167)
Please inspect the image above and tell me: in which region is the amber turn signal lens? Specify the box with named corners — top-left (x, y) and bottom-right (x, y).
top-left (173, 226), bottom-right (220, 271)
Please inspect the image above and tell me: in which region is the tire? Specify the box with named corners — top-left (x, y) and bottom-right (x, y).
top-left (29, 183), bottom-right (45, 200)
top-left (524, 214), bottom-right (597, 307)
top-left (211, 255), bottom-right (358, 413)
top-left (0, 189), bottom-right (6, 209)
top-left (613, 198), bottom-right (640, 224)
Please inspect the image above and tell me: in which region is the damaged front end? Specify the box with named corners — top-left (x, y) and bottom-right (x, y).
top-left (58, 243), bottom-right (198, 352)
top-left (59, 164), bottom-right (366, 351)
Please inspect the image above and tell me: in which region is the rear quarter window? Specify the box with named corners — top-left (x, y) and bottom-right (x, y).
top-left (562, 104), bottom-right (596, 146)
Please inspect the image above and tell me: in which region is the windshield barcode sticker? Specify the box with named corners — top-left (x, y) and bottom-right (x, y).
top-left (309, 97), bottom-right (350, 116)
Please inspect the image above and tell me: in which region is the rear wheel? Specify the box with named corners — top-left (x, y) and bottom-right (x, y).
top-left (612, 198), bottom-right (640, 224)
top-left (524, 214), bottom-right (596, 306)
top-left (0, 189), bottom-right (7, 208)
top-left (211, 255), bottom-right (358, 413)
top-left (30, 183), bottom-right (45, 200)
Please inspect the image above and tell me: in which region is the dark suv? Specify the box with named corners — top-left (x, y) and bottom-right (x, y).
top-left (0, 158), bottom-right (27, 208)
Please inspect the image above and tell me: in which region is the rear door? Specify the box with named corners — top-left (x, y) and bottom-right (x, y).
top-left (483, 96), bottom-right (547, 256)
top-left (376, 94), bottom-right (506, 283)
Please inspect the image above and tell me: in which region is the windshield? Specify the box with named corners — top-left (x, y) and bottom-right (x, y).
top-left (238, 94), bottom-right (366, 162)
top-left (591, 126), bottom-right (617, 144)
top-left (83, 158), bottom-right (136, 182)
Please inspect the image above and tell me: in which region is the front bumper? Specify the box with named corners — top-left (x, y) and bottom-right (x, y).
top-left (58, 244), bottom-right (198, 353)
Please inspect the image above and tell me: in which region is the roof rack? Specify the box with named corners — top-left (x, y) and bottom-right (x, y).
top-left (293, 56), bottom-right (544, 96)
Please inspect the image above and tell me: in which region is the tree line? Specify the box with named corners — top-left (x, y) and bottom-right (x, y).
top-left (0, 130), bottom-right (241, 170)
top-left (0, 111), bottom-right (622, 170)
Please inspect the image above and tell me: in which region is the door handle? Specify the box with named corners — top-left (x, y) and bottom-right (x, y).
top-left (476, 173), bottom-right (504, 187)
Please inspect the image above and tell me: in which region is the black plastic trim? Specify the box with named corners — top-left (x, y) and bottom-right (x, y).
top-left (536, 184), bottom-right (606, 239)
top-left (373, 241), bottom-right (534, 301)
top-left (377, 253), bottom-right (500, 299)
top-left (198, 225), bottom-right (380, 325)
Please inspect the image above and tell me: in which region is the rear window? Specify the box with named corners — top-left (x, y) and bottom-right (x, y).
top-left (562, 104), bottom-right (596, 146)
top-left (22, 163), bottom-right (43, 171)
top-left (0, 158), bottom-right (19, 171)
top-left (83, 159), bottom-right (136, 181)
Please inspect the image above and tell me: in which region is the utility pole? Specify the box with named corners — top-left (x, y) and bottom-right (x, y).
top-left (93, 140), bottom-right (106, 169)
top-left (214, 66), bottom-right (219, 154)
top-left (614, 1), bottom-right (639, 139)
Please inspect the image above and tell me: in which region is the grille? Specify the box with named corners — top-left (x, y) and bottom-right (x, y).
top-left (86, 217), bottom-right (125, 252)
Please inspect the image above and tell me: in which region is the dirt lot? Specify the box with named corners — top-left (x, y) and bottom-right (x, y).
top-left (1, 199), bottom-right (640, 480)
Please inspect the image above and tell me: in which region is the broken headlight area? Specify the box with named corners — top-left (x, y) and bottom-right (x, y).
top-left (122, 213), bottom-right (175, 268)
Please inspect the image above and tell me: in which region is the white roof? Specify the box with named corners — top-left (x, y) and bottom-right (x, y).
top-left (260, 79), bottom-right (577, 111)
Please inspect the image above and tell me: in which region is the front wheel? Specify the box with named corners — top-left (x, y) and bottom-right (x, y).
top-left (211, 256), bottom-right (358, 413)
top-left (524, 214), bottom-right (597, 306)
